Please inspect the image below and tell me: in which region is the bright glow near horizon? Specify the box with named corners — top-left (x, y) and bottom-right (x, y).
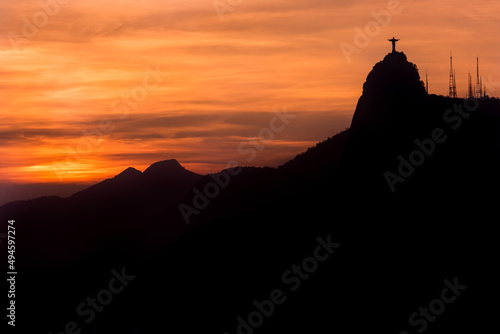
top-left (1, 0), bottom-right (499, 185)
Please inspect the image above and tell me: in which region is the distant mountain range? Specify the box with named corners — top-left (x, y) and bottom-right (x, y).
top-left (2, 51), bottom-right (499, 334)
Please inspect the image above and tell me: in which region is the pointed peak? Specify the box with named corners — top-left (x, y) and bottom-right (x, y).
top-left (123, 167), bottom-right (141, 173)
top-left (114, 167), bottom-right (142, 180)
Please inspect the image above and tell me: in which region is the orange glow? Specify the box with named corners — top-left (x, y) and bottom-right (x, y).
top-left (1, 0), bottom-right (499, 184)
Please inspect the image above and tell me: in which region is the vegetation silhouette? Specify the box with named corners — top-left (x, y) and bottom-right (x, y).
top-left (1, 51), bottom-right (499, 334)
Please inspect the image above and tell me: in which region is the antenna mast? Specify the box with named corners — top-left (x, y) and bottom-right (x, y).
top-left (476, 55), bottom-right (481, 98)
top-left (468, 71), bottom-right (473, 98)
top-left (449, 52), bottom-right (457, 98)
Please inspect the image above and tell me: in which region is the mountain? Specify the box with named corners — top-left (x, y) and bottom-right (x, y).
top-left (342, 51), bottom-right (500, 200)
top-left (1, 51), bottom-right (499, 334)
top-left (0, 159), bottom-right (203, 262)
top-left (2, 51), bottom-right (499, 261)
top-left (69, 159), bottom-right (202, 206)
top-left (350, 51), bottom-right (427, 137)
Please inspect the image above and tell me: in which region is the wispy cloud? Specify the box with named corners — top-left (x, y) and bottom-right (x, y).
top-left (0, 0), bottom-right (498, 185)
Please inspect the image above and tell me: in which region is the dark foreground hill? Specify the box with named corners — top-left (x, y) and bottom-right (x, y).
top-left (1, 51), bottom-right (499, 334)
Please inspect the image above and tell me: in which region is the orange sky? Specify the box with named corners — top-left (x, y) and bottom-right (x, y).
top-left (0, 0), bottom-right (499, 191)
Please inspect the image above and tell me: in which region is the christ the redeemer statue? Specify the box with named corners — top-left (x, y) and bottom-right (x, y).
top-left (388, 37), bottom-right (400, 53)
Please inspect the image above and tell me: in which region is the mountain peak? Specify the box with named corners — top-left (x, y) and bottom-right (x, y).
top-left (361, 51), bottom-right (425, 98)
top-left (382, 50), bottom-right (408, 63)
top-left (114, 167), bottom-right (142, 180)
top-left (348, 51), bottom-right (427, 137)
top-left (143, 159), bottom-right (185, 176)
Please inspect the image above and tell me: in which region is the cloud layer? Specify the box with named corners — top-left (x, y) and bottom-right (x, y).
top-left (1, 0), bottom-right (498, 186)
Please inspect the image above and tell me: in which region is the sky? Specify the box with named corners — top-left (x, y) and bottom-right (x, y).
top-left (0, 0), bottom-right (499, 203)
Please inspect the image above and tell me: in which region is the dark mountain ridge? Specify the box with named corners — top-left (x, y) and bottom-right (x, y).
top-left (1, 51), bottom-right (499, 334)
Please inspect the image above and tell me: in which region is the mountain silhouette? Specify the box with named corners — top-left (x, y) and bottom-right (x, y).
top-left (343, 50), bottom-right (500, 200)
top-left (1, 51), bottom-right (499, 334)
top-left (143, 159), bottom-right (184, 175)
top-left (115, 166), bottom-right (143, 180)
top-left (350, 51), bottom-right (427, 136)
top-left (0, 159), bottom-right (203, 262)
top-left (70, 159), bottom-right (201, 205)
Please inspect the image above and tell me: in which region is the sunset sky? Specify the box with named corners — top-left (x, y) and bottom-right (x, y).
top-left (0, 0), bottom-right (499, 203)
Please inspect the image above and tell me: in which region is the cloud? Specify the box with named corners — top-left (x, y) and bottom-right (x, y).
top-left (0, 0), bottom-right (498, 191)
